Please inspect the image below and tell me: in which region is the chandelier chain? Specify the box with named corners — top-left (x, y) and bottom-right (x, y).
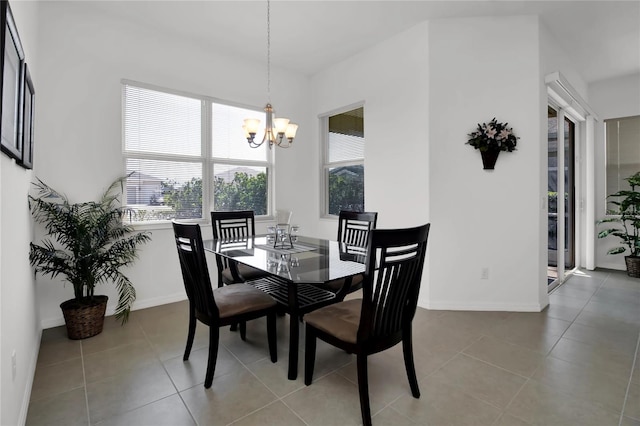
top-left (266, 0), bottom-right (271, 103)
top-left (242, 0), bottom-right (297, 148)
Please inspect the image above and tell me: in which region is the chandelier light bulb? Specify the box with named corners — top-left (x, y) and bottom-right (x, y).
top-left (242, 0), bottom-right (298, 149)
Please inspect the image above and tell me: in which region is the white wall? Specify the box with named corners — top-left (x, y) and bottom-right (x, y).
top-left (539, 21), bottom-right (592, 275)
top-left (428, 15), bottom-right (546, 311)
top-left (34, 1), bottom-right (310, 326)
top-left (1, 2), bottom-right (40, 424)
top-left (590, 72), bottom-right (640, 270)
top-left (309, 22), bottom-right (431, 291)
top-left (311, 15), bottom-right (552, 311)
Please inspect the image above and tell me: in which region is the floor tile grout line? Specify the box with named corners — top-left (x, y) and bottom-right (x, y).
top-left (619, 330), bottom-right (640, 426)
top-left (29, 271), bottom-right (637, 426)
top-left (83, 316), bottom-right (195, 425)
top-left (499, 377), bottom-right (533, 425)
top-left (218, 322), bottom-right (312, 425)
top-left (137, 314), bottom-right (200, 426)
top-left (278, 398), bottom-right (311, 426)
top-left (539, 272), bottom-right (633, 419)
top-left (543, 271), bottom-right (609, 359)
top-left (79, 341), bottom-right (91, 426)
top-left (460, 350), bottom-right (538, 381)
top-left (216, 320), bottom-right (315, 426)
top-left (561, 272), bottom-right (640, 419)
top-left (371, 394), bottom-right (407, 421)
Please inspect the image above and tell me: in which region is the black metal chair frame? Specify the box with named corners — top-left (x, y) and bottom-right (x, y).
top-left (173, 221), bottom-right (277, 388)
top-left (304, 223), bottom-right (430, 426)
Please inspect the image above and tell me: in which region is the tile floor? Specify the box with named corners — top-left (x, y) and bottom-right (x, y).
top-left (27, 269), bottom-right (639, 425)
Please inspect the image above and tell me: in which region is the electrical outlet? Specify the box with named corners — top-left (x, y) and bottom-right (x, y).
top-left (11, 350), bottom-right (17, 381)
top-left (481, 267), bottom-right (489, 280)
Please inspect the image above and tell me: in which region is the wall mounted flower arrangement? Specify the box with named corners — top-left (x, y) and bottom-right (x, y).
top-left (467, 118), bottom-right (519, 170)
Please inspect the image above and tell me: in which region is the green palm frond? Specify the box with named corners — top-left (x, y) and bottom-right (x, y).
top-left (29, 175), bottom-right (151, 324)
top-left (597, 171), bottom-right (640, 257)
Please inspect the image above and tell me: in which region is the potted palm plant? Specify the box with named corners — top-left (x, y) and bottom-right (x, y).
top-left (29, 175), bottom-right (151, 339)
top-left (597, 171), bottom-right (640, 278)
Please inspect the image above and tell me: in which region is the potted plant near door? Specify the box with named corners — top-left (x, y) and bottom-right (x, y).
top-left (597, 171), bottom-right (640, 278)
top-left (29, 175), bottom-right (151, 339)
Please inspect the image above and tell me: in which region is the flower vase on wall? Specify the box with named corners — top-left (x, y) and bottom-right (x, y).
top-left (466, 118), bottom-right (519, 171)
top-left (480, 149), bottom-right (500, 170)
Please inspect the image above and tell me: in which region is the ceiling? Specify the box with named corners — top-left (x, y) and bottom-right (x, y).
top-left (83, 0), bottom-right (640, 84)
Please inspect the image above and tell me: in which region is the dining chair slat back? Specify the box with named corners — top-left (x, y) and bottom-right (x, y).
top-left (360, 225), bottom-right (429, 341)
top-left (304, 223), bottom-right (430, 426)
top-left (211, 211), bottom-right (262, 286)
top-left (338, 211), bottom-right (378, 249)
top-left (319, 210), bottom-right (378, 296)
top-left (172, 221), bottom-right (278, 389)
top-left (174, 221), bottom-right (217, 319)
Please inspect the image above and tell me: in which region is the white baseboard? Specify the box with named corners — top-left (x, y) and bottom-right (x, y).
top-left (424, 300), bottom-right (545, 312)
top-left (18, 328), bottom-right (42, 426)
top-left (595, 262), bottom-right (626, 272)
top-left (40, 292), bottom-right (187, 329)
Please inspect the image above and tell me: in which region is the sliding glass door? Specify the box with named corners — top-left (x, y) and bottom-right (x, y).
top-left (548, 106), bottom-right (575, 286)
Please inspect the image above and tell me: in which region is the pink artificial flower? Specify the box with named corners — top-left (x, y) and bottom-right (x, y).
top-left (498, 129), bottom-right (511, 140)
top-left (485, 127), bottom-right (497, 139)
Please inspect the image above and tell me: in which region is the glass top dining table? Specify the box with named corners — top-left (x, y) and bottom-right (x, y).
top-left (203, 234), bottom-right (366, 380)
top-left (203, 234), bottom-right (366, 284)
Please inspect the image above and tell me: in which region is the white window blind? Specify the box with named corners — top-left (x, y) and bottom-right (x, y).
top-left (123, 81), bottom-right (271, 223)
top-left (323, 106), bottom-right (365, 216)
top-left (605, 115), bottom-right (640, 212)
top-left (124, 85), bottom-right (201, 156)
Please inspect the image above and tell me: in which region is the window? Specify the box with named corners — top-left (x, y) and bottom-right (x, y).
top-left (322, 106), bottom-right (365, 216)
top-left (605, 115), bottom-right (640, 212)
top-left (123, 82), bottom-right (271, 223)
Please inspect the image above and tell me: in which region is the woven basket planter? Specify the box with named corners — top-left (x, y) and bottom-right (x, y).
top-left (60, 296), bottom-right (108, 340)
top-left (625, 256), bottom-right (640, 278)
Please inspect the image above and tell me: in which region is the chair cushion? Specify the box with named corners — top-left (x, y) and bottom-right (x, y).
top-left (304, 299), bottom-right (362, 344)
top-left (213, 284), bottom-right (276, 318)
top-left (321, 273), bottom-right (364, 293)
top-left (221, 263), bottom-right (267, 284)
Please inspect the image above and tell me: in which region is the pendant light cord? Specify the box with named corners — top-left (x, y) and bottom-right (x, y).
top-left (266, 0), bottom-right (271, 104)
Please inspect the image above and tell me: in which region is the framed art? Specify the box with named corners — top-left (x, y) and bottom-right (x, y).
top-left (0, 1), bottom-right (25, 162)
top-left (20, 63), bottom-right (33, 168)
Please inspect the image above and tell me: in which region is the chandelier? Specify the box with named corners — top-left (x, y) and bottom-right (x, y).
top-left (243, 0), bottom-right (298, 149)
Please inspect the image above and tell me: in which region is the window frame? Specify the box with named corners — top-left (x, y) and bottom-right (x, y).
top-left (320, 103), bottom-right (365, 218)
top-left (604, 115), bottom-right (640, 214)
top-left (122, 79), bottom-right (274, 227)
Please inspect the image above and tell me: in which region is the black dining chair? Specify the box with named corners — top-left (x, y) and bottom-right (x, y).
top-left (318, 210), bottom-right (378, 297)
top-left (211, 211), bottom-right (267, 286)
top-left (304, 223), bottom-right (430, 426)
top-left (172, 221), bottom-right (277, 388)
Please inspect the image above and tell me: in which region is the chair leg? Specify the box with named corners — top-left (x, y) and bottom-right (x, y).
top-left (183, 303), bottom-right (196, 361)
top-left (356, 354), bottom-right (372, 426)
top-left (230, 322), bottom-right (238, 332)
top-left (204, 326), bottom-right (220, 389)
top-left (304, 325), bottom-right (317, 386)
top-left (402, 325), bottom-right (420, 398)
top-left (239, 321), bottom-right (247, 341)
top-left (267, 312), bottom-right (277, 362)
top-left (288, 312), bottom-right (300, 380)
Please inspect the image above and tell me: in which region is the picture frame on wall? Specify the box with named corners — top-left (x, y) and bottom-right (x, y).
top-left (0, 0), bottom-right (25, 162)
top-left (20, 63), bottom-right (33, 169)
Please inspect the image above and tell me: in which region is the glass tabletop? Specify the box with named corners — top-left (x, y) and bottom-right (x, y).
top-left (203, 235), bottom-right (365, 284)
